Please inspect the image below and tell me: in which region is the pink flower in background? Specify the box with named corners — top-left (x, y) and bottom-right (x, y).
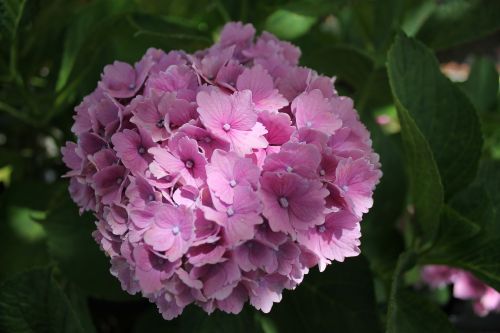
top-left (422, 265), bottom-right (500, 317)
top-left (62, 21), bottom-right (381, 319)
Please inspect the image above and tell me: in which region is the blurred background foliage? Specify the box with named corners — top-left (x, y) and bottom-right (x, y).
top-left (0, 0), bottom-right (499, 332)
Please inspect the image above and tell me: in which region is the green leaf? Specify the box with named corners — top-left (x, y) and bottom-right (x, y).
top-left (387, 33), bottom-right (483, 245)
top-left (0, 268), bottom-right (86, 333)
top-left (388, 33), bottom-right (483, 198)
top-left (269, 256), bottom-right (381, 333)
top-left (386, 252), bottom-right (456, 333)
top-left (416, 0), bottom-right (500, 50)
top-left (460, 57), bottom-right (499, 114)
top-left (264, 9), bottom-right (316, 40)
top-left (431, 206), bottom-right (481, 250)
top-left (387, 81), bottom-right (444, 244)
top-left (421, 161), bottom-right (500, 291)
top-left (44, 188), bottom-right (135, 301)
top-left (448, 161), bottom-right (500, 233)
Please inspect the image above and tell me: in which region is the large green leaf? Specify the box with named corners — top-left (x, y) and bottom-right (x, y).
top-left (386, 33), bottom-right (485, 245)
top-left (421, 161), bottom-right (500, 291)
top-left (268, 256), bottom-right (381, 333)
top-left (0, 268), bottom-right (86, 333)
top-left (386, 79), bottom-right (444, 244)
top-left (386, 252), bottom-right (456, 333)
top-left (44, 188), bottom-right (135, 301)
top-left (416, 0), bottom-right (500, 50)
top-left (387, 33), bottom-right (482, 198)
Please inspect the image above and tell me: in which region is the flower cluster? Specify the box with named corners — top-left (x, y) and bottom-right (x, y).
top-left (62, 22), bottom-right (381, 319)
top-left (422, 265), bottom-right (500, 317)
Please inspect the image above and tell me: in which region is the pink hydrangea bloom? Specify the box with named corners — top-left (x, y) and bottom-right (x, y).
top-left (62, 22), bottom-right (381, 319)
top-left (422, 265), bottom-right (500, 317)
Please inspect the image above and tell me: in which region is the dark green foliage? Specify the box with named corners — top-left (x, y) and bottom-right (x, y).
top-left (0, 268), bottom-right (86, 333)
top-left (269, 256), bottom-right (381, 332)
top-left (0, 0), bottom-right (499, 332)
top-left (388, 33), bottom-right (483, 200)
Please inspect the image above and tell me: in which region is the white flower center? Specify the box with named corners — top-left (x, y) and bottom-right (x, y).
top-left (229, 179), bottom-right (237, 187)
top-left (128, 83), bottom-right (136, 90)
top-left (341, 185), bottom-right (349, 192)
top-left (222, 123), bottom-right (231, 131)
top-left (147, 194), bottom-right (155, 202)
top-left (204, 136), bottom-right (212, 143)
top-left (318, 225), bottom-right (326, 233)
top-left (116, 177), bottom-right (123, 185)
top-left (172, 226), bottom-right (180, 235)
top-left (138, 146), bottom-right (146, 154)
top-left (279, 197), bottom-right (289, 208)
top-left (286, 166), bottom-right (293, 173)
top-left (227, 206), bottom-right (235, 217)
top-left (185, 160), bottom-right (194, 169)
top-left (306, 121), bottom-right (313, 127)
top-left (319, 169), bottom-right (326, 176)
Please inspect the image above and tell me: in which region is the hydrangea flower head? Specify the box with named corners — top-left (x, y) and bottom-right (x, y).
top-left (62, 22), bottom-right (382, 320)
